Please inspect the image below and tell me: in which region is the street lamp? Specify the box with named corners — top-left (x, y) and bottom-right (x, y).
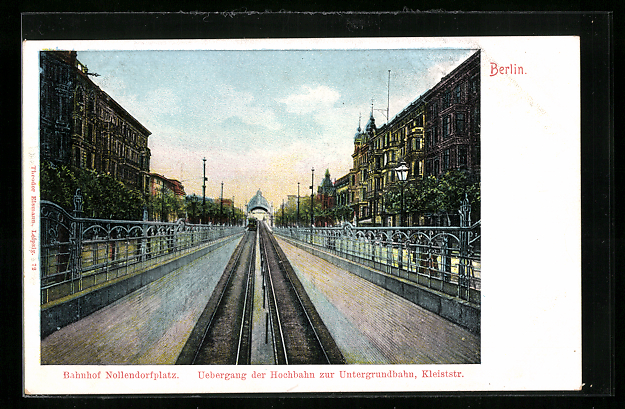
top-left (310, 167), bottom-right (315, 228)
top-left (220, 181), bottom-right (224, 224)
top-left (202, 158), bottom-right (206, 224)
top-left (395, 161), bottom-right (409, 227)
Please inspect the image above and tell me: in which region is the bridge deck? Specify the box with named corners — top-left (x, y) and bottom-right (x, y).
top-left (40, 232), bottom-right (479, 365)
top-left (276, 236), bottom-right (480, 364)
top-left (40, 239), bottom-right (241, 365)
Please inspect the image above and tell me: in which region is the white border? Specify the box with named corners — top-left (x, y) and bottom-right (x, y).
top-left (23, 37), bottom-right (581, 394)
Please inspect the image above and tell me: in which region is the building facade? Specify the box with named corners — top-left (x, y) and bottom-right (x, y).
top-left (40, 51), bottom-right (152, 196)
top-left (423, 51), bottom-right (480, 181)
top-left (344, 51), bottom-right (480, 227)
top-left (149, 173), bottom-right (186, 222)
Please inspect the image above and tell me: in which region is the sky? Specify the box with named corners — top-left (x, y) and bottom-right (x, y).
top-left (77, 48), bottom-right (475, 211)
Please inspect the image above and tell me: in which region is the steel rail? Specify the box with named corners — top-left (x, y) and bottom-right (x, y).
top-left (190, 233), bottom-right (250, 365)
top-left (265, 227), bottom-right (331, 364)
top-left (235, 234), bottom-right (255, 365)
top-left (260, 223), bottom-right (289, 365)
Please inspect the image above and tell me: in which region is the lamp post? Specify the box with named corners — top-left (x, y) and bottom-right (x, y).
top-left (310, 168), bottom-right (315, 227)
top-left (220, 181), bottom-right (224, 224)
top-left (395, 161), bottom-right (409, 227)
top-left (161, 181), bottom-right (165, 222)
top-left (202, 158), bottom-right (206, 224)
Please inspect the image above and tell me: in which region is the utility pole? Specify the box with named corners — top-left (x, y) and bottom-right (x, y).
top-left (310, 167), bottom-right (314, 227)
top-left (202, 157), bottom-right (206, 224)
top-left (161, 183), bottom-right (165, 222)
top-left (387, 69), bottom-right (391, 123)
top-left (297, 182), bottom-right (300, 227)
top-left (372, 70), bottom-right (391, 123)
top-left (220, 181), bottom-right (224, 224)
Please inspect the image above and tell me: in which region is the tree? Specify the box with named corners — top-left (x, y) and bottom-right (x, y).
top-left (331, 204), bottom-right (354, 224)
top-left (383, 170), bottom-right (480, 226)
top-left (436, 170), bottom-right (480, 225)
top-left (147, 187), bottom-right (184, 222)
top-left (40, 162), bottom-right (146, 220)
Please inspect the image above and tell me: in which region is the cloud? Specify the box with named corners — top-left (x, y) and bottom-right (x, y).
top-left (143, 88), bottom-right (183, 117)
top-left (196, 85), bottom-right (282, 131)
top-left (279, 85), bottom-right (340, 115)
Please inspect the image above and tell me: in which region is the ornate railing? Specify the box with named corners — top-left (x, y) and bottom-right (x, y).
top-left (40, 189), bottom-right (245, 305)
top-left (274, 196), bottom-right (480, 303)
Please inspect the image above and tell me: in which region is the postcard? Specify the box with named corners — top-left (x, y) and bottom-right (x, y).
top-left (23, 36), bottom-right (581, 394)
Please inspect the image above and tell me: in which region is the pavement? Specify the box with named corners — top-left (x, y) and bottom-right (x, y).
top-left (40, 238), bottom-right (241, 365)
top-left (275, 236), bottom-right (481, 365)
top-left (40, 233), bottom-right (479, 366)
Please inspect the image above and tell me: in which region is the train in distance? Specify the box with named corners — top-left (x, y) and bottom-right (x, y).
top-left (247, 218), bottom-right (258, 231)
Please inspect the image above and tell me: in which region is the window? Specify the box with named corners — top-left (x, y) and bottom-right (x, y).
top-left (74, 118), bottom-right (82, 135)
top-left (442, 91), bottom-right (451, 109)
top-left (443, 149), bottom-right (450, 170)
top-left (470, 75), bottom-right (479, 94)
top-left (472, 106), bottom-right (480, 133)
top-left (472, 145), bottom-right (481, 165)
top-left (454, 84), bottom-right (462, 104)
top-left (456, 112), bottom-right (465, 134)
top-left (443, 115), bottom-right (451, 138)
top-left (458, 146), bottom-right (467, 167)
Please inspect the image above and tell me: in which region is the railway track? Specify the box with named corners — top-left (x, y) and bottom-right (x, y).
top-left (259, 222), bottom-right (345, 365)
top-left (176, 230), bottom-right (256, 365)
top-left (177, 223), bottom-right (344, 365)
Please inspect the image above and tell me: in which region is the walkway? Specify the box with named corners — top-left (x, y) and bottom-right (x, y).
top-left (275, 236), bottom-right (481, 364)
top-left (40, 238), bottom-right (241, 365)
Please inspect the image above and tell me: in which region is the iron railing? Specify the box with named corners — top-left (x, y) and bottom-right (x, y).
top-left (40, 189), bottom-right (245, 305)
top-left (274, 196), bottom-right (480, 303)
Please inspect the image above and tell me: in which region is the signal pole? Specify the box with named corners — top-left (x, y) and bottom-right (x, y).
top-left (310, 168), bottom-right (314, 227)
top-left (220, 181), bottom-right (224, 224)
top-left (202, 157), bottom-right (206, 224)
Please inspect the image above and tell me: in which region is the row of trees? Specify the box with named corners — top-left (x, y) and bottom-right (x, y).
top-left (185, 195), bottom-right (245, 225)
top-left (274, 170), bottom-right (480, 227)
top-left (40, 163), bottom-right (245, 224)
top-left (384, 170), bottom-right (480, 226)
top-left (41, 162), bottom-right (145, 220)
top-left (274, 196), bottom-right (321, 227)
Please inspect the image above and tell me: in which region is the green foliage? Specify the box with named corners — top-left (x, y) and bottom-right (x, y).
top-left (331, 204), bottom-right (354, 223)
top-left (183, 195), bottom-right (244, 225)
top-left (40, 162), bottom-right (146, 220)
top-left (275, 196), bottom-right (324, 226)
top-left (384, 170), bottom-right (480, 222)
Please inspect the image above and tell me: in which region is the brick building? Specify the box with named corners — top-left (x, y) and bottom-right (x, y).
top-left (424, 51), bottom-right (480, 181)
top-left (40, 51), bottom-right (152, 196)
top-left (345, 51), bottom-right (480, 227)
